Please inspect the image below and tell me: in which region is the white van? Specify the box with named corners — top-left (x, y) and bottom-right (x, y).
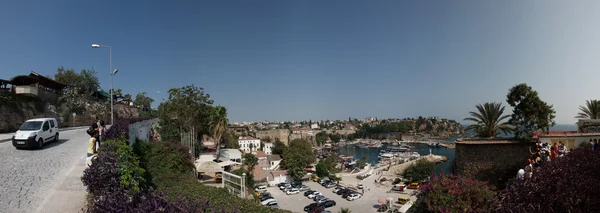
top-left (12, 118), bottom-right (59, 149)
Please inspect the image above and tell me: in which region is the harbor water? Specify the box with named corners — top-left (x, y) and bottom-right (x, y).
top-left (336, 142), bottom-right (455, 175)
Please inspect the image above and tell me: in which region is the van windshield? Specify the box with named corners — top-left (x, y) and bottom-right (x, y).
top-left (19, 121), bottom-right (43, 131)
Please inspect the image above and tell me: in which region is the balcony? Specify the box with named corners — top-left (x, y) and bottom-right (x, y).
top-left (15, 85), bottom-right (58, 102)
top-left (15, 85), bottom-right (38, 97)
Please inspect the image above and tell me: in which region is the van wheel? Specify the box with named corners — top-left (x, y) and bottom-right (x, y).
top-left (38, 138), bottom-right (44, 149)
top-left (54, 133), bottom-right (59, 142)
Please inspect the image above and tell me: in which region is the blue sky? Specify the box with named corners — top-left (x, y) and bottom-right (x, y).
top-left (1, 1), bottom-right (600, 124)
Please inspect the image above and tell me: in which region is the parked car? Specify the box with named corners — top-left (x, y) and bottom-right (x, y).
top-left (304, 203), bottom-right (320, 212)
top-left (286, 188), bottom-right (300, 195)
top-left (407, 182), bottom-right (420, 189)
top-left (265, 201), bottom-right (278, 206)
top-left (316, 197), bottom-right (330, 204)
top-left (313, 195), bottom-right (326, 201)
top-left (12, 118), bottom-right (59, 149)
top-left (347, 193), bottom-right (362, 201)
top-left (279, 183), bottom-right (291, 190)
top-left (319, 200), bottom-right (336, 208)
top-left (341, 190), bottom-right (355, 198)
top-left (261, 198), bottom-right (277, 205)
top-left (336, 188), bottom-right (350, 195)
top-left (277, 182), bottom-right (288, 187)
top-left (304, 190), bottom-right (316, 196)
top-left (324, 182), bottom-right (337, 188)
top-left (308, 192), bottom-right (322, 199)
top-left (255, 185), bottom-right (267, 192)
top-left (332, 187), bottom-right (345, 193)
top-left (357, 183), bottom-right (363, 189)
top-left (308, 206), bottom-right (325, 213)
top-left (259, 196), bottom-right (273, 202)
top-left (299, 185), bottom-right (311, 191)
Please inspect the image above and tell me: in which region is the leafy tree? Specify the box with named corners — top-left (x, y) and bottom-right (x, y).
top-left (490, 148), bottom-right (600, 213)
top-left (315, 132), bottom-right (328, 146)
top-left (315, 162), bottom-right (329, 178)
top-left (506, 83), bottom-right (556, 139)
top-left (54, 67), bottom-right (100, 96)
top-left (282, 139), bottom-right (315, 180)
top-left (330, 133), bottom-right (341, 143)
top-left (210, 106), bottom-right (229, 161)
top-left (55, 67), bottom-right (103, 119)
top-left (576, 99), bottom-right (600, 119)
top-left (243, 153), bottom-right (258, 172)
top-left (272, 140), bottom-right (287, 156)
top-left (409, 174), bottom-right (496, 213)
top-left (222, 129), bottom-right (240, 149)
top-left (133, 92), bottom-right (154, 110)
top-left (157, 85), bottom-right (214, 141)
top-left (403, 159), bottom-right (435, 182)
top-left (356, 160), bottom-right (367, 169)
top-left (323, 152), bottom-right (340, 171)
top-left (232, 168), bottom-right (255, 190)
top-left (464, 102), bottom-right (512, 138)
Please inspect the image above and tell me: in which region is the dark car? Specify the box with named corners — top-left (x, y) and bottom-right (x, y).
top-left (320, 180), bottom-right (331, 186)
top-left (259, 196), bottom-right (273, 202)
top-left (308, 206), bottom-right (325, 213)
top-left (304, 203), bottom-right (319, 212)
top-left (304, 190), bottom-right (316, 196)
top-left (319, 200), bottom-right (336, 208)
top-left (336, 188), bottom-right (350, 195)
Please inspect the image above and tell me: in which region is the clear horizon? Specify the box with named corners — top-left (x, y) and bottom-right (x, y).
top-left (2, 1), bottom-right (599, 124)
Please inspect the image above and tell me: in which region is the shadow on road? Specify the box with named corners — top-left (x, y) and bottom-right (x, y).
top-left (37, 139), bottom-right (71, 150)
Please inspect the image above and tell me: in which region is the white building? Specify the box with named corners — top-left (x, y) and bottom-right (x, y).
top-left (263, 142), bottom-right (274, 155)
top-left (311, 123), bottom-right (320, 129)
top-left (238, 137), bottom-right (261, 153)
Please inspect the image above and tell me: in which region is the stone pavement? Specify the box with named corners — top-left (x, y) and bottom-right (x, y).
top-left (0, 128), bottom-right (90, 213)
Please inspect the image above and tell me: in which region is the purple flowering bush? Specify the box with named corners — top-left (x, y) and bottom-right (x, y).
top-left (409, 173), bottom-right (496, 213)
top-left (490, 148), bottom-right (600, 213)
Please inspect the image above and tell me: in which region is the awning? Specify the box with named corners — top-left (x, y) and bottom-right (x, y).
top-left (218, 161), bottom-right (240, 167)
top-left (195, 161), bottom-right (222, 173)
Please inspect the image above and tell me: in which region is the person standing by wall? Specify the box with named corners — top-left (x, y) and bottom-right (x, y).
top-left (86, 123), bottom-right (99, 167)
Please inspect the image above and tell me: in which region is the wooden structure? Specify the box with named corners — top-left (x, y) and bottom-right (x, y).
top-left (9, 71), bottom-right (68, 102)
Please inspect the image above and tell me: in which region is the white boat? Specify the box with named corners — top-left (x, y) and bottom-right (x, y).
top-left (379, 153), bottom-right (394, 159)
top-left (410, 152), bottom-right (420, 158)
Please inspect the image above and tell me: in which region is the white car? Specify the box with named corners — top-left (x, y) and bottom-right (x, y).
top-left (12, 118), bottom-right (59, 149)
top-left (261, 198), bottom-right (277, 205)
top-left (308, 192), bottom-right (322, 199)
top-left (357, 183), bottom-right (363, 189)
top-left (286, 188), bottom-right (299, 195)
top-left (255, 185), bottom-right (267, 192)
top-left (347, 193), bottom-right (362, 201)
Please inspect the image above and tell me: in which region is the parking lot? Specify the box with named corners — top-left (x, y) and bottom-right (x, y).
top-left (265, 180), bottom-right (413, 212)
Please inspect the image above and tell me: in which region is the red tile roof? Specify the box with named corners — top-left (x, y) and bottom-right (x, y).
top-left (253, 151), bottom-right (267, 158)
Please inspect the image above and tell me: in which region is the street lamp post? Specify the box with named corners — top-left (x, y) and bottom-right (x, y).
top-left (92, 44), bottom-right (115, 125)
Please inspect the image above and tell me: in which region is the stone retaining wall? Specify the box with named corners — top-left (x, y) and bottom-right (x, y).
top-left (454, 140), bottom-right (534, 186)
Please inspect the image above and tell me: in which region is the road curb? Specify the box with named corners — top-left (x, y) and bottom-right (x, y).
top-left (0, 126), bottom-right (89, 144)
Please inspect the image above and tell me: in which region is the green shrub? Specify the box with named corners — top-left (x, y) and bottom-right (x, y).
top-left (139, 141), bottom-right (290, 213)
top-left (103, 138), bottom-right (146, 193)
top-left (579, 142), bottom-right (591, 148)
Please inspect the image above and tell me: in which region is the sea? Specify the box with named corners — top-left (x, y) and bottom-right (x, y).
top-left (336, 124), bottom-right (577, 175)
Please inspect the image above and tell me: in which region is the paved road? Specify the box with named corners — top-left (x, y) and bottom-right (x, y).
top-left (0, 128), bottom-right (89, 213)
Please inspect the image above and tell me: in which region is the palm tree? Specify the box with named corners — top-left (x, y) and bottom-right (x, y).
top-left (576, 100), bottom-right (600, 119)
top-left (210, 106), bottom-right (228, 162)
top-left (463, 102), bottom-right (512, 138)
top-left (339, 207), bottom-right (351, 213)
